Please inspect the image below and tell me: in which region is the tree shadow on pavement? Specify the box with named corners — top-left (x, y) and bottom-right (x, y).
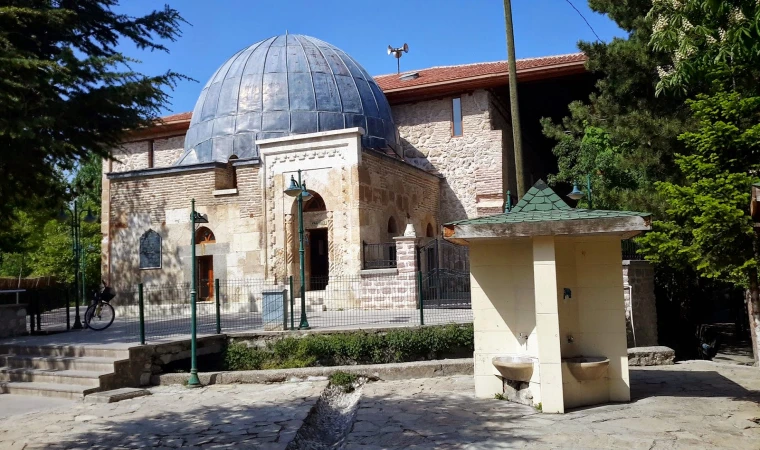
top-left (630, 367), bottom-right (760, 405)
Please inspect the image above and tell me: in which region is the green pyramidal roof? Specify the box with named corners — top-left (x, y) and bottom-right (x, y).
top-left (447, 180), bottom-right (650, 227)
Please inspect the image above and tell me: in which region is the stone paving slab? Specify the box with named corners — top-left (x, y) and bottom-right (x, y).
top-left (0, 382), bottom-right (326, 449)
top-left (0, 362), bottom-right (758, 449)
top-left (85, 387), bottom-right (151, 404)
top-left (346, 361), bottom-right (760, 449)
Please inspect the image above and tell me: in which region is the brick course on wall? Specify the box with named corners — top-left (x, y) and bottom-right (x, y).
top-left (359, 151), bottom-right (440, 243)
top-left (359, 237), bottom-right (419, 309)
top-left (392, 89), bottom-right (507, 223)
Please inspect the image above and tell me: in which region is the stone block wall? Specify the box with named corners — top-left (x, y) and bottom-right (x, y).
top-left (623, 260), bottom-right (658, 347)
top-left (104, 164), bottom-right (265, 291)
top-left (0, 304), bottom-right (27, 338)
top-left (359, 151), bottom-right (440, 243)
top-left (392, 89), bottom-right (507, 222)
top-left (110, 135), bottom-right (184, 173)
top-left (359, 236), bottom-right (419, 309)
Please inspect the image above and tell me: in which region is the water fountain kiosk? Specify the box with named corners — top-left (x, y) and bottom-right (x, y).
top-left (444, 180), bottom-right (651, 413)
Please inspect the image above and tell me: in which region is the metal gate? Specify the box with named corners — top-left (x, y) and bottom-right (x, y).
top-left (418, 238), bottom-right (471, 308)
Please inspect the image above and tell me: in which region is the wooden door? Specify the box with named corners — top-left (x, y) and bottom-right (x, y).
top-left (198, 256), bottom-right (213, 299)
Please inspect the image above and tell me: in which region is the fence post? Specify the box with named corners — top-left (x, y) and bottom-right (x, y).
top-left (215, 279), bottom-right (221, 334)
top-left (289, 276), bottom-right (295, 330)
top-left (418, 271), bottom-right (424, 326)
top-left (138, 283), bottom-right (145, 345)
top-left (66, 288), bottom-right (71, 331)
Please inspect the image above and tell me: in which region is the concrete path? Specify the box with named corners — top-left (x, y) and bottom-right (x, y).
top-left (0, 395), bottom-right (74, 419)
top-left (0, 361), bottom-right (758, 449)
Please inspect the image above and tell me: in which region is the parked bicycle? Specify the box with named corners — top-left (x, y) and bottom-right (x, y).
top-left (84, 281), bottom-right (116, 331)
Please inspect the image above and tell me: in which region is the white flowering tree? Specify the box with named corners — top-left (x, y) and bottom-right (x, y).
top-left (648, 0), bottom-right (760, 95)
top-left (643, 1), bottom-right (760, 364)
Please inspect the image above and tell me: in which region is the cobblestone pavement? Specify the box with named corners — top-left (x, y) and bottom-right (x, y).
top-left (1, 361), bottom-right (758, 449)
top-left (0, 382), bottom-right (326, 450)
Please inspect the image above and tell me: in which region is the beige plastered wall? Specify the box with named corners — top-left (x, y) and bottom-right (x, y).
top-left (470, 235), bottom-right (630, 414)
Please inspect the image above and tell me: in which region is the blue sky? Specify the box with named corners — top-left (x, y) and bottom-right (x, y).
top-left (116, 1), bottom-right (625, 115)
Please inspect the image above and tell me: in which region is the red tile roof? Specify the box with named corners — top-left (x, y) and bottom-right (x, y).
top-left (375, 53), bottom-right (587, 92)
top-left (156, 53), bottom-right (587, 124)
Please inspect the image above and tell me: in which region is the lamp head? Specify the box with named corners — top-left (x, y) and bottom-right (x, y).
top-left (284, 175), bottom-right (301, 197)
top-left (83, 209), bottom-right (97, 223)
top-left (301, 182), bottom-right (311, 199)
top-left (56, 208), bottom-right (68, 222)
top-left (567, 183), bottom-right (585, 201)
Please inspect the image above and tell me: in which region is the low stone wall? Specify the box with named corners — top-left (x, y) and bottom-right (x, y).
top-left (359, 235), bottom-right (419, 309)
top-left (628, 346), bottom-right (675, 366)
top-left (0, 304), bottom-right (27, 338)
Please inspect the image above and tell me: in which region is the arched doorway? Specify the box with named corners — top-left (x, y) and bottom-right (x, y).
top-left (195, 226), bottom-right (216, 300)
top-left (298, 192), bottom-right (329, 290)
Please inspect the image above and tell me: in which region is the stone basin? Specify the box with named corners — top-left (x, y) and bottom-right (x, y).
top-left (492, 356), bottom-right (535, 382)
top-left (563, 356), bottom-right (609, 381)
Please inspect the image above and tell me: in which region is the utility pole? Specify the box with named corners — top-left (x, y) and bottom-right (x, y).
top-left (503, 0), bottom-right (526, 198)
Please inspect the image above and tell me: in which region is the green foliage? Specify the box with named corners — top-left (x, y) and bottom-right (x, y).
top-left (494, 393), bottom-right (507, 401)
top-left (542, 0), bottom-right (692, 215)
top-left (223, 324), bottom-right (474, 371)
top-left (0, 1), bottom-right (187, 230)
top-left (535, 402), bottom-right (542, 412)
top-left (329, 371), bottom-right (358, 392)
top-left (639, 91), bottom-right (760, 283)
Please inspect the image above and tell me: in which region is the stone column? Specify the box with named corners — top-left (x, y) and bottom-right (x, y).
top-left (532, 236), bottom-right (564, 414)
top-left (394, 227), bottom-right (419, 309)
top-left (622, 260), bottom-right (658, 347)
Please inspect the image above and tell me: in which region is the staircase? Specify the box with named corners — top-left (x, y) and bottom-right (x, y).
top-left (0, 344), bottom-right (132, 400)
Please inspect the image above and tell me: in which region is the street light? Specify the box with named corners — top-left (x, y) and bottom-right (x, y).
top-left (567, 175), bottom-right (593, 209)
top-left (187, 198), bottom-right (208, 389)
top-left (57, 201), bottom-right (98, 329)
top-left (284, 170), bottom-right (311, 330)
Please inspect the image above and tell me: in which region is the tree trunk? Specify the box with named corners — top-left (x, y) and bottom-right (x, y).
top-left (748, 267), bottom-right (760, 366)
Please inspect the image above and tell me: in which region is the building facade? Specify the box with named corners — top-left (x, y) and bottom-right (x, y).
top-left (101, 34), bottom-right (590, 301)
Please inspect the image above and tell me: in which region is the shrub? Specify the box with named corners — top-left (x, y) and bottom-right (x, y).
top-left (329, 371), bottom-right (358, 392)
top-left (223, 323), bottom-right (473, 371)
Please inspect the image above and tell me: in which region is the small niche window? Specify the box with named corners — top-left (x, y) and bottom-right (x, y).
top-left (147, 140), bottom-right (155, 168)
top-left (387, 216), bottom-right (398, 235)
top-left (452, 97), bottom-right (463, 137)
top-left (426, 223), bottom-right (435, 238)
top-left (195, 227), bottom-right (216, 244)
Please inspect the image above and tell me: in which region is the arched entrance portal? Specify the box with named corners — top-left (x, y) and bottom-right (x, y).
top-left (302, 192), bottom-right (328, 290)
top-left (195, 227), bottom-right (216, 300)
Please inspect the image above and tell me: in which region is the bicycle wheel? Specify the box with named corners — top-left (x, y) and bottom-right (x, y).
top-left (85, 302), bottom-right (115, 331)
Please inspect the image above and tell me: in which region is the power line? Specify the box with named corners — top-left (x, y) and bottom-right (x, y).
top-left (564, 0), bottom-right (602, 42)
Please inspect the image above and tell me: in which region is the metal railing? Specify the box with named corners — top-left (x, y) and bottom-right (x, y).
top-left (362, 241), bottom-right (397, 269)
top-left (622, 239), bottom-right (644, 260)
top-left (120, 272), bottom-right (473, 343)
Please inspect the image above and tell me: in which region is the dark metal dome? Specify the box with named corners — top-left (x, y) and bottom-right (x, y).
top-left (178, 34), bottom-right (398, 165)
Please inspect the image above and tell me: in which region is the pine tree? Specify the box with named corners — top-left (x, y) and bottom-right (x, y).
top-left (0, 1), bottom-right (187, 234)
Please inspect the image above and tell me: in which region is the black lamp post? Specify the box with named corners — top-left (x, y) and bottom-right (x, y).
top-left (188, 198), bottom-right (208, 388)
top-left (57, 201), bottom-right (97, 329)
top-left (284, 170), bottom-right (311, 330)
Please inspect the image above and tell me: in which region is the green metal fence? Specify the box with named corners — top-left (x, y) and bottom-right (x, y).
top-left (120, 272), bottom-right (473, 343)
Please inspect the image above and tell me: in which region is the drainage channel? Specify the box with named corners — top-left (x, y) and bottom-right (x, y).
top-left (286, 379), bottom-right (365, 450)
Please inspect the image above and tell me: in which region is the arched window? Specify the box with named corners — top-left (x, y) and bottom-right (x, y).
top-left (195, 226), bottom-right (216, 244)
top-left (303, 192), bottom-right (326, 213)
top-left (387, 216), bottom-right (398, 235)
top-left (426, 223), bottom-right (435, 238)
top-left (139, 229), bottom-right (161, 269)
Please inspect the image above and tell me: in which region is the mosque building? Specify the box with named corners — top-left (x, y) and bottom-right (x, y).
top-left (101, 34), bottom-right (593, 299)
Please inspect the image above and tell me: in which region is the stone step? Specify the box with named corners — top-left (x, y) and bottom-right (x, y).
top-left (0, 381), bottom-right (98, 400)
top-left (0, 344), bottom-right (130, 360)
top-left (0, 354), bottom-right (117, 372)
top-left (0, 367), bottom-right (107, 387)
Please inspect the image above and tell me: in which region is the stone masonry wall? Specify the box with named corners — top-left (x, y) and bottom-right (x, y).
top-left (360, 236), bottom-right (418, 309)
top-left (111, 135), bottom-right (184, 173)
top-left (0, 304), bottom-right (27, 338)
top-left (623, 260), bottom-right (658, 347)
top-left (359, 151), bottom-right (440, 244)
top-left (392, 89), bottom-right (506, 222)
top-left (104, 165), bottom-right (265, 292)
